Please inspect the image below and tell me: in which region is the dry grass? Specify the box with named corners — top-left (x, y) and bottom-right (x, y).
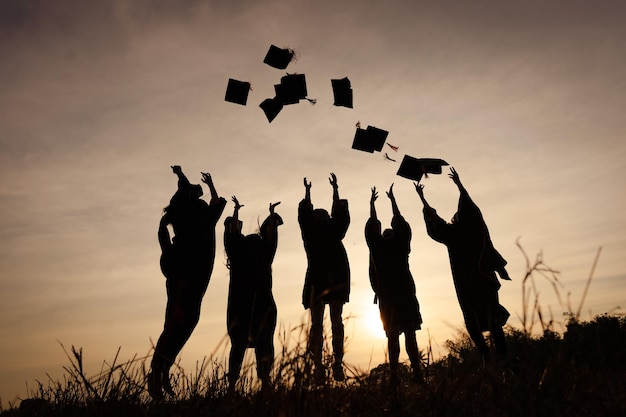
top-left (2, 243), bottom-right (624, 416)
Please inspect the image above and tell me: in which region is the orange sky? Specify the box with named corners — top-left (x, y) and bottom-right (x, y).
top-left (1, 0), bottom-right (625, 407)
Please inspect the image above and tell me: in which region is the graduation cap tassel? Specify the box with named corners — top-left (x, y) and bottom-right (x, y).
top-left (306, 98), bottom-right (317, 105)
top-left (386, 143), bottom-right (399, 152)
top-left (384, 153), bottom-right (397, 162)
top-left (288, 48), bottom-right (299, 63)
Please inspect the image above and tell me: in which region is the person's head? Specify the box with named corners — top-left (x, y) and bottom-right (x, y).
top-left (259, 213), bottom-right (283, 239)
top-left (382, 228), bottom-right (395, 240)
top-left (224, 217), bottom-right (243, 234)
top-left (313, 208), bottom-right (330, 225)
top-left (190, 184), bottom-right (203, 199)
top-left (244, 233), bottom-right (263, 246)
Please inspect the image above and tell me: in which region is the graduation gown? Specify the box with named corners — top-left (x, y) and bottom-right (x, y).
top-left (160, 196), bottom-right (227, 286)
top-left (366, 214), bottom-right (422, 335)
top-left (423, 190), bottom-right (509, 330)
top-left (224, 213), bottom-right (281, 346)
top-left (298, 198), bottom-right (351, 308)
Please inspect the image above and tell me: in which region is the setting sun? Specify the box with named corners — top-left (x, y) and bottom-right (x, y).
top-left (361, 301), bottom-right (387, 340)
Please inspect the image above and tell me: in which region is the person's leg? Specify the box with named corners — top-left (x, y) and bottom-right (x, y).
top-left (308, 300), bottom-right (325, 368)
top-left (404, 331), bottom-right (424, 383)
top-left (147, 354), bottom-right (165, 400)
top-left (255, 328), bottom-right (275, 390)
top-left (228, 332), bottom-right (247, 391)
top-left (491, 325), bottom-right (507, 356)
top-left (149, 278), bottom-right (180, 399)
top-left (465, 313), bottom-right (489, 361)
top-left (489, 292), bottom-right (509, 358)
top-left (387, 331), bottom-right (400, 383)
top-left (329, 301), bottom-right (345, 381)
top-left (158, 279), bottom-right (205, 395)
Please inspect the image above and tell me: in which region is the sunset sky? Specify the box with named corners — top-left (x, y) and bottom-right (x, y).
top-left (1, 0), bottom-right (625, 406)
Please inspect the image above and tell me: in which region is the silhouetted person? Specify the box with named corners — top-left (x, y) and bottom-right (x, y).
top-left (224, 197), bottom-right (283, 391)
top-left (415, 167), bottom-right (510, 361)
top-left (149, 166), bottom-right (226, 399)
top-left (366, 184), bottom-right (423, 383)
top-left (298, 173), bottom-right (350, 381)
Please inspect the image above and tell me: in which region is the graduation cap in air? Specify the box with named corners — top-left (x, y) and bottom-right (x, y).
top-left (259, 97), bottom-right (283, 123)
top-left (263, 45), bottom-right (296, 69)
top-left (352, 125), bottom-right (389, 153)
top-left (225, 78), bottom-right (251, 105)
top-left (396, 156), bottom-right (449, 182)
top-left (331, 77), bottom-right (353, 108)
top-left (275, 74), bottom-right (308, 105)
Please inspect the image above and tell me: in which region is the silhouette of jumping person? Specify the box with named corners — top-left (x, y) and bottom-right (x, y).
top-left (366, 184), bottom-right (423, 383)
top-left (298, 173), bottom-right (350, 381)
top-left (149, 166), bottom-right (226, 399)
top-left (415, 167), bottom-right (510, 362)
top-left (224, 197), bottom-right (283, 391)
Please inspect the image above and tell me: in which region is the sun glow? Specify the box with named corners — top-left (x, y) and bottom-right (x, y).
top-left (361, 301), bottom-right (387, 340)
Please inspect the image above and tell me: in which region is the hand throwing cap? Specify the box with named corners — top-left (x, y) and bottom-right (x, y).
top-left (263, 45), bottom-right (295, 69)
top-left (225, 79), bottom-right (251, 105)
top-left (331, 77), bottom-right (353, 108)
top-left (351, 125), bottom-right (388, 153)
top-left (396, 156), bottom-right (449, 181)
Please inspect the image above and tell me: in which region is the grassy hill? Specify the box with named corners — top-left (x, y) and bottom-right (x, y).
top-left (3, 245), bottom-right (623, 416)
top-left (3, 314), bottom-right (625, 417)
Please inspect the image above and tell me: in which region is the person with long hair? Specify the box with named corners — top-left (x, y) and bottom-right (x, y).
top-left (224, 197), bottom-right (283, 390)
top-left (149, 166), bottom-right (226, 399)
top-left (366, 184), bottom-right (423, 383)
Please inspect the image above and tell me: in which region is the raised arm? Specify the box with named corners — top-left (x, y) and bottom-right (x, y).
top-left (269, 201), bottom-right (281, 215)
top-left (329, 172), bottom-right (339, 202)
top-left (449, 167), bottom-right (468, 197)
top-left (369, 187), bottom-right (378, 220)
top-left (231, 196), bottom-right (243, 222)
top-left (414, 183), bottom-right (431, 209)
top-left (330, 175), bottom-right (350, 238)
top-left (172, 165), bottom-right (191, 188)
top-left (386, 183), bottom-right (400, 217)
top-left (225, 195), bottom-right (244, 235)
top-left (365, 187), bottom-right (381, 249)
top-left (201, 172), bottom-right (219, 202)
top-left (303, 177), bottom-right (312, 203)
top-left (449, 167), bottom-right (483, 223)
top-left (262, 201), bottom-right (283, 250)
top-left (415, 182), bottom-right (438, 217)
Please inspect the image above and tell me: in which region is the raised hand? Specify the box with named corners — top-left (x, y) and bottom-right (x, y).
top-left (386, 183), bottom-right (395, 200)
top-left (201, 172), bottom-right (213, 185)
top-left (414, 182), bottom-right (425, 198)
top-left (231, 196), bottom-right (244, 210)
top-left (370, 187), bottom-right (378, 204)
top-left (329, 172), bottom-right (338, 188)
top-left (303, 177), bottom-right (312, 190)
top-left (171, 165), bottom-right (182, 175)
top-left (269, 201), bottom-right (281, 214)
top-left (448, 167), bottom-right (461, 186)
